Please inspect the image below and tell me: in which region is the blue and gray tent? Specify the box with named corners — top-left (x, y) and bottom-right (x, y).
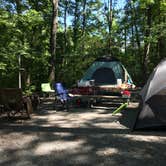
top-left (78, 56), bottom-right (133, 87)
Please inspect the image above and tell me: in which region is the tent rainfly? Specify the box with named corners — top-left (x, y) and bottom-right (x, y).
top-left (78, 56), bottom-right (133, 87)
top-left (133, 58), bottom-right (166, 130)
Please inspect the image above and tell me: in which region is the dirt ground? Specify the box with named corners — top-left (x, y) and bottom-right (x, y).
top-left (0, 99), bottom-right (166, 166)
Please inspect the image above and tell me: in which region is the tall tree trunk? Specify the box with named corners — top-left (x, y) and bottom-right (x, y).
top-left (73, 0), bottom-right (79, 51)
top-left (82, 0), bottom-right (87, 36)
top-left (130, 3), bottom-right (141, 50)
top-left (131, 23), bottom-right (134, 49)
top-left (156, 3), bottom-right (165, 61)
top-left (50, 0), bottom-right (59, 83)
top-left (124, 27), bottom-right (127, 55)
top-left (108, 0), bottom-right (113, 54)
top-left (156, 4), bottom-right (161, 61)
top-left (142, 5), bottom-right (152, 81)
top-left (14, 0), bottom-right (23, 88)
top-left (64, 0), bottom-right (68, 54)
top-left (81, 0), bottom-right (87, 53)
top-left (15, 0), bottom-right (22, 14)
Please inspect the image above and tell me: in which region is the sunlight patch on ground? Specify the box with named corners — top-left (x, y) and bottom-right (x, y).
top-left (34, 139), bottom-right (86, 155)
top-left (123, 135), bottom-right (166, 142)
top-left (32, 110), bottom-right (120, 128)
top-left (93, 122), bottom-right (126, 129)
top-left (96, 147), bottom-right (119, 156)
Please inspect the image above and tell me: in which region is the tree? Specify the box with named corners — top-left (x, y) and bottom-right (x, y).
top-left (0, 0), bottom-right (166, 89)
top-left (49, 0), bottom-right (59, 84)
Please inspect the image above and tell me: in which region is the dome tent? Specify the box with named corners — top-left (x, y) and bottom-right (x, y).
top-left (78, 56), bottom-right (133, 87)
top-left (133, 59), bottom-right (166, 130)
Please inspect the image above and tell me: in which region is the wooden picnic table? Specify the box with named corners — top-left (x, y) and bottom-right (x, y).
top-left (72, 94), bottom-right (125, 99)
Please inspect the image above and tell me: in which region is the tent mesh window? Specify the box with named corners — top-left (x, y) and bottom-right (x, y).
top-left (81, 61), bottom-right (125, 85)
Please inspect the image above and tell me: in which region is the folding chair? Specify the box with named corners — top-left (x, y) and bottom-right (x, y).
top-left (41, 83), bottom-right (54, 98)
top-left (54, 83), bottom-right (73, 110)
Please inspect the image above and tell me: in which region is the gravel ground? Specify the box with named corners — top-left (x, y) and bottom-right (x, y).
top-left (0, 99), bottom-right (166, 166)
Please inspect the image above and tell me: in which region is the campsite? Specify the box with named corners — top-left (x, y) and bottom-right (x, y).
top-left (1, 99), bottom-right (166, 166)
top-left (0, 0), bottom-right (166, 165)
top-left (1, 60), bottom-right (166, 165)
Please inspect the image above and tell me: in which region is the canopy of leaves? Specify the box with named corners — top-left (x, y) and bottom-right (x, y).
top-left (0, 0), bottom-right (165, 89)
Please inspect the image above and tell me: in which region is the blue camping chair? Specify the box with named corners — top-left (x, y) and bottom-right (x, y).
top-left (54, 83), bottom-right (73, 110)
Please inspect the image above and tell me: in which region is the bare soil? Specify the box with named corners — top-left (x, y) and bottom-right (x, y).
top-left (0, 99), bottom-right (166, 166)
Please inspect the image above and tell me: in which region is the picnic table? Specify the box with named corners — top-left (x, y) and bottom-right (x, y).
top-left (68, 83), bottom-right (136, 109)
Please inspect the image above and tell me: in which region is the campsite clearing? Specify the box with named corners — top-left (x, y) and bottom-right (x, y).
top-left (0, 100), bottom-right (166, 166)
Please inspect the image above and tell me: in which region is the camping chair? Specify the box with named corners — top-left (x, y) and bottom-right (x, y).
top-left (41, 83), bottom-right (54, 98)
top-left (54, 83), bottom-right (74, 110)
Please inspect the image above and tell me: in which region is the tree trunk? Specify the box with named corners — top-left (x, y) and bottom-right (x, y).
top-left (142, 5), bottom-right (152, 81)
top-left (14, 0), bottom-right (23, 88)
top-left (130, 3), bottom-right (141, 50)
top-left (26, 73), bottom-right (31, 86)
top-left (108, 0), bottom-right (113, 54)
top-left (50, 0), bottom-right (59, 83)
top-left (81, 0), bottom-right (87, 53)
top-left (82, 0), bottom-right (87, 36)
top-left (64, 0), bottom-right (68, 54)
top-left (131, 22), bottom-right (134, 49)
top-left (15, 0), bottom-right (22, 14)
top-left (156, 3), bottom-right (165, 61)
top-left (73, 0), bottom-right (79, 51)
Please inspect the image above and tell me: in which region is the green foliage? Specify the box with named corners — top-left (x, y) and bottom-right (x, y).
top-left (139, 0), bottom-right (155, 8)
top-left (24, 85), bottom-right (36, 96)
top-left (0, 0), bottom-right (165, 89)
